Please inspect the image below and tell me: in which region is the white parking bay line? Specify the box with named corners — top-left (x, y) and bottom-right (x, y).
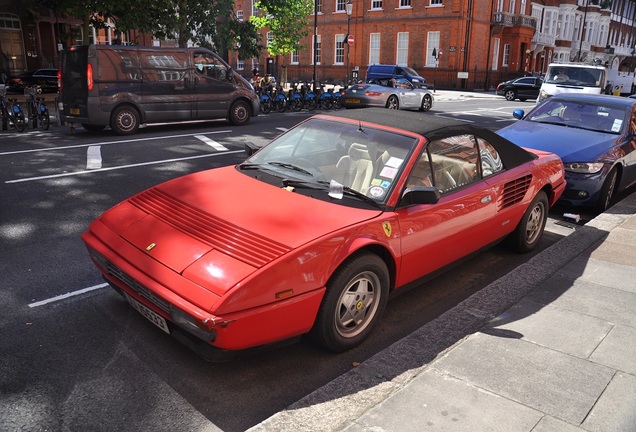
top-left (29, 283), bottom-right (109, 308)
top-left (195, 135), bottom-right (228, 151)
top-left (87, 145), bottom-right (102, 169)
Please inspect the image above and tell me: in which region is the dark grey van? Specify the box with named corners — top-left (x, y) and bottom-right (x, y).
top-left (59, 45), bottom-right (258, 135)
top-left (366, 64), bottom-right (427, 88)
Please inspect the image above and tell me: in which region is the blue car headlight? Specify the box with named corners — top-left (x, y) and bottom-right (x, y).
top-left (564, 162), bottom-right (604, 174)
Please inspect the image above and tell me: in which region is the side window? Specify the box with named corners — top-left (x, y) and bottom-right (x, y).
top-left (406, 149), bottom-right (434, 188)
top-left (194, 52), bottom-right (228, 80)
top-left (477, 137), bottom-right (504, 178)
top-left (427, 135), bottom-right (479, 193)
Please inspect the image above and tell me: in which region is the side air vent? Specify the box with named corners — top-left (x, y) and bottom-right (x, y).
top-left (499, 175), bottom-right (532, 210)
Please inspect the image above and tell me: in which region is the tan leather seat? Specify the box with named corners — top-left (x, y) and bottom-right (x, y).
top-left (333, 143), bottom-right (375, 194)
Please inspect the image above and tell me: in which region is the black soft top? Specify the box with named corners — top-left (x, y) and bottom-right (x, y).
top-left (320, 108), bottom-right (537, 168)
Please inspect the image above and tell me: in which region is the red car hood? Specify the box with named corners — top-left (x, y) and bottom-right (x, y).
top-left (99, 166), bottom-right (381, 294)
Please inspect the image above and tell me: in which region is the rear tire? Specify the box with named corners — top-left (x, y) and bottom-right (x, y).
top-left (507, 191), bottom-right (548, 253)
top-left (504, 89), bottom-right (517, 101)
top-left (111, 105), bottom-right (140, 135)
top-left (386, 95), bottom-right (399, 110)
top-left (229, 100), bottom-right (251, 125)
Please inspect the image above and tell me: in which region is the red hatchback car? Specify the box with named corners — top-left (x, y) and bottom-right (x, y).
top-left (82, 109), bottom-right (565, 360)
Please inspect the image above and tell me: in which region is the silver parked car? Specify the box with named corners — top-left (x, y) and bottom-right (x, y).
top-left (343, 77), bottom-right (434, 111)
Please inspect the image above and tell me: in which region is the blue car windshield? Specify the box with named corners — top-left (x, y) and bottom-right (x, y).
top-left (525, 99), bottom-right (627, 134)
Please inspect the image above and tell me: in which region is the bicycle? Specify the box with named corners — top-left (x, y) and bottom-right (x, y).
top-left (258, 85), bottom-right (273, 114)
top-left (317, 84), bottom-right (335, 110)
top-left (272, 85), bottom-right (288, 113)
top-left (0, 87), bottom-right (26, 132)
top-left (25, 86), bottom-right (50, 130)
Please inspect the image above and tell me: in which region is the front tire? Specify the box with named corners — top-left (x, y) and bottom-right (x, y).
top-left (597, 167), bottom-right (618, 212)
top-left (229, 100), bottom-right (251, 125)
top-left (41, 110), bottom-right (50, 130)
top-left (13, 112), bottom-right (25, 132)
top-left (420, 94), bottom-right (432, 112)
top-left (386, 95), bottom-right (399, 110)
top-left (311, 253), bottom-right (389, 352)
top-left (111, 105), bottom-right (140, 135)
top-left (507, 191), bottom-right (548, 253)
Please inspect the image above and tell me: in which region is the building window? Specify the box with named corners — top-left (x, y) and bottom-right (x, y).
top-left (252, 0), bottom-right (258, 16)
top-left (237, 10), bottom-right (243, 21)
top-left (371, 0), bottom-right (383, 10)
top-left (369, 33), bottom-right (381, 64)
top-left (429, 0), bottom-right (443, 5)
top-left (503, 44), bottom-right (510, 66)
top-left (335, 34), bottom-right (345, 64)
top-left (252, 58), bottom-right (259, 73)
top-left (396, 32), bottom-right (409, 65)
top-left (426, 31), bottom-right (440, 67)
top-left (291, 49), bottom-right (299, 64)
top-left (336, 0), bottom-right (345, 12)
top-left (267, 32), bottom-right (274, 47)
top-left (315, 0), bottom-right (322, 13)
top-left (492, 38), bottom-right (500, 70)
top-left (237, 59), bottom-right (244, 70)
top-left (399, 0), bottom-right (412, 7)
top-left (313, 35), bottom-right (321, 65)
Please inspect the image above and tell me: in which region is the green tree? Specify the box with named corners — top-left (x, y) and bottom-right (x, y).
top-left (250, 0), bottom-right (313, 84)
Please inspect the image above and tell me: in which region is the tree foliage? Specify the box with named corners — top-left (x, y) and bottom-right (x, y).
top-left (29, 0), bottom-right (262, 60)
top-left (250, 0), bottom-right (313, 57)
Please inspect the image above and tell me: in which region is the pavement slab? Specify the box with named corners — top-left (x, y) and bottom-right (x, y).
top-left (581, 372), bottom-right (636, 432)
top-left (432, 333), bottom-right (615, 425)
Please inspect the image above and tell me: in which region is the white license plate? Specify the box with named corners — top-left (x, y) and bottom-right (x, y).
top-left (125, 293), bottom-right (170, 334)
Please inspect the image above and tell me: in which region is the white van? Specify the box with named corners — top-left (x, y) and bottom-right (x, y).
top-left (538, 63), bottom-right (606, 103)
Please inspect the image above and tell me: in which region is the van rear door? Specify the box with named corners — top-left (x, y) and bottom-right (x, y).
top-left (59, 46), bottom-right (89, 120)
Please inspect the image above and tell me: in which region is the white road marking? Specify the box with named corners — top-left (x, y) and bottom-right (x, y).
top-left (28, 283), bottom-right (108, 308)
top-left (0, 131), bottom-right (232, 156)
top-left (6, 150), bottom-right (244, 184)
top-left (86, 145), bottom-right (102, 169)
top-left (195, 135), bottom-right (228, 151)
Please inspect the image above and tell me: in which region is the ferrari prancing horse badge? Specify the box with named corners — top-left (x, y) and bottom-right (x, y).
top-left (382, 222), bottom-right (392, 237)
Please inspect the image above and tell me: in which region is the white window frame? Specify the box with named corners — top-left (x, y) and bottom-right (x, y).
top-left (369, 33), bottom-right (381, 64)
top-left (492, 38), bottom-right (500, 70)
top-left (291, 50), bottom-right (299, 65)
top-left (396, 32), bottom-right (409, 66)
top-left (237, 10), bottom-right (243, 21)
top-left (336, 0), bottom-right (345, 12)
top-left (399, 0), bottom-right (412, 7)
top-left (503, 43), bottom-right (510, 67)
top-left (426, 31), bottom-right (440, 67)
top-left (335, 34), bottom-right (345, 65)
top-left (371, 0), bottom-right (383, 10)
top-left (313, 34), bottom-right (322, 65)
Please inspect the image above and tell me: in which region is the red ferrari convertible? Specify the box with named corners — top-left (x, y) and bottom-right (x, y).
top-left (82, 109), bottom-right (566, 360)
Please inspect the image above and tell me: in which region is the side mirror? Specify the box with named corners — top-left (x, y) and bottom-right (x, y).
top-left (244, 142), bottom-right (260, 156)
top-left (512, 109), bottom-right (525, 120)
top-left (399, 186), bottom-right (441, 206)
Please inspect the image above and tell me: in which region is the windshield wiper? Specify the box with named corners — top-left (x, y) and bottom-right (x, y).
top-left (268, 161), bottom-right (313, 176)
top-left (287, 179), bottom-right (382, 209)
top-left (238, 162), bottom-right (262, 170)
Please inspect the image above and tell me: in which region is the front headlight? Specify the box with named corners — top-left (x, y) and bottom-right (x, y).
top-left (564, 162), bottom-right (605, 174)
top-left (538, 90), bottom-right (550, 102)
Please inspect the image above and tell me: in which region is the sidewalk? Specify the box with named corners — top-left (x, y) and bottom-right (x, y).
top-left (250, 191), bottom-right (636, 432)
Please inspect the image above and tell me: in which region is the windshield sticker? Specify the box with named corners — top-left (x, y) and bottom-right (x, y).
top-left (369, 186), bottom-right (385, 198)
top-left (381, 180), bottom-right (391, 188)
top-left (385, 157), bottom-right (404, 168)
top-left (371, 178), bottom-right (382, 186)
top-left (380, 166), bottom-right (398, 179)
top-left (612, 119), bottom-right (622, 132)
top-left (329, 179), bottom-right (344, 199)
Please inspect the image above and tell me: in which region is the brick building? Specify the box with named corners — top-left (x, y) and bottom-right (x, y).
top-left (232, 0), bottom-right (636, 91)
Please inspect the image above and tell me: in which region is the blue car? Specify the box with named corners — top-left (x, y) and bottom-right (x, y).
top-left (497, 94), bottom-right (636, 211)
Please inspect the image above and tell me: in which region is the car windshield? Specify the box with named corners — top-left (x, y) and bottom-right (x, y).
top-left (544, 66), bottom-right (603, 87)
top-left (525, 99), bottom-right (627, 134)
top-left (243, 117), bottom-right (419, 204)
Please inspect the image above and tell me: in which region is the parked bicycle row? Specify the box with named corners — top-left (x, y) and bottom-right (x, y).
top-left (257, 82), bottom-right (346, 114)
top-left (0, 85), bottom-right (51, 133)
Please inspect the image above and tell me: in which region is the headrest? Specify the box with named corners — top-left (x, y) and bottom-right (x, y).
top-left (349, 143), bottom-right (371, 160)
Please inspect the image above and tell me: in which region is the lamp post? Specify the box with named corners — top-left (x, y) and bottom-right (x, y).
top-left (345, 0), bottom-right (353, 87)
top-left (312, 0), bottom-right (318, 92)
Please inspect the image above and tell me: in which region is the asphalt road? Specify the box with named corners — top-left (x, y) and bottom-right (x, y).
top-left (0, 99), bottom-right (603, 431)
